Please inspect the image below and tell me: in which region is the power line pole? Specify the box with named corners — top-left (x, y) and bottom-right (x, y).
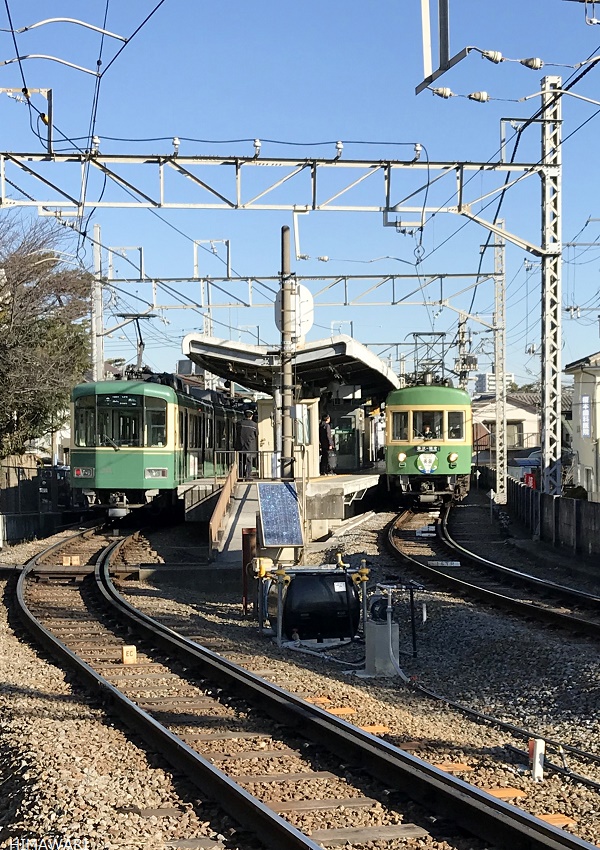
top-left (541, 76), bottom-right (562, 494)
top-left (494, 223), bottom-right (507, 504)
top-left (280, 226), bottom-right (295, 480)
top-left (91, 223), bottom-right (104, 381)
top-left (456, 314), bottom-right (469, 389)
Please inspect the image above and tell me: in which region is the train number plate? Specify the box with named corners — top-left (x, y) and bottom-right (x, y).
top-left (428, 561), bottom-right (461, 567)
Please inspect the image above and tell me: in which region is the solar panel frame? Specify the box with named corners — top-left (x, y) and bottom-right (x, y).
top-left (257, 482), bottom-right (304, 547)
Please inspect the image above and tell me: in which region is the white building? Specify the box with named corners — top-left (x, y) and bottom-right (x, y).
top-left (474, 372), bottom-right (515, 394)
top-left (472, 394), bottom-right (539, 451)
top-left (564, 352), bottom-right (600, 502)
top-left (471, 389), bottom-right (573, 454)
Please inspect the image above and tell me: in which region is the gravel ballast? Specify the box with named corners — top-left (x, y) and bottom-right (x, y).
top-left (1, 505), bottom-right (599, 849)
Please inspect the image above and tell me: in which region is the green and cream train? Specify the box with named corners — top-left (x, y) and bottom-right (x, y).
top-left (70, 375), bottom-right (239, 516)
top-left (384, 382), bottom-right (472, 505)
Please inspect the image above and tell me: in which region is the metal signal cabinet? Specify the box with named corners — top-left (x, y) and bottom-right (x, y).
top-left (384, 384), bottom-right (472, 505)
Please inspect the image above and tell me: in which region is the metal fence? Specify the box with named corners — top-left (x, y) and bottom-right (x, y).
top-left (0, 460), bottom-right (74, 547)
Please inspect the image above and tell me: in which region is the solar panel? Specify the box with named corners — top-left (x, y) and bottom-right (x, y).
top-left (257, 482), bottom-right (303, 547)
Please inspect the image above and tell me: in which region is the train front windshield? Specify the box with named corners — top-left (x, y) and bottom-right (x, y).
top-left (390, 409), bottom-right (465, 441)
top-left (74, 394), bottom-right (167, 448)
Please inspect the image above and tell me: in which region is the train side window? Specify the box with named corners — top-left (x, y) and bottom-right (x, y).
top-left (74, 396), bottom-right (95, 446)
top-left (448, 411), bottom-right (464, 440)
top-left (391, 411), bottom-right (408, 441)
top-left (145, 397), bottom-right (167, 447)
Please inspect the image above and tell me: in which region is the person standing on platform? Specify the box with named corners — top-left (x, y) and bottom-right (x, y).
top-left (319, 413), bottom-right (334, 475)
top-left (236, 409), bottom-right (258, 479)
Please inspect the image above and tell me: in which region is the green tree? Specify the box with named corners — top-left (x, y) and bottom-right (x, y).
top-left (0, 217), bottom-right (91, 458)
top-left (512, 382), bottom-right (540, 393)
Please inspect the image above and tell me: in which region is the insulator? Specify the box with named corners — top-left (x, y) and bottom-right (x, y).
top-left (520, 57), bottom-right (544, 70)
top-left (468, 91), bottom-right (490, 103)
top-left (431, 87), bottom-right (453, 99)
top-left (482, 50), bottom-right (503, 64)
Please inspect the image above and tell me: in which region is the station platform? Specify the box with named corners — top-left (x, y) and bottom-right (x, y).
top-left (215, 472), bottom-right (382, 566)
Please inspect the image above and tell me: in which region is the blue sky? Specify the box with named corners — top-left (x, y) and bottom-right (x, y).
top-left (1, 1), bottom-right (600, 386)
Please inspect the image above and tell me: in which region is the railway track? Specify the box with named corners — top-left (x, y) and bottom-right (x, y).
top-left (388, 506), bottom-right (600, 637)
top-left (13, 531), bottom-right (598, 850)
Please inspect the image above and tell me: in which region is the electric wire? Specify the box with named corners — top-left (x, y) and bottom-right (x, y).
top-left (97, 0), bottom-right (167, 78)
top-left (77, 0), bottom-right (111, 254)
top-left (2, 0), bottom-right (46, 145)
top-left (419, 40), bottom-right (600, 273)
top-left (421, 49), bottom-right (600, 358)
top-left (5, 13), bottom-right (600, 369)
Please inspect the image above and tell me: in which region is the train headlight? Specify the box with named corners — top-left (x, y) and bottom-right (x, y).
top-left (397, 452), bottom-right (407, 465)
top-left (73, 467), bottom-right (94, 479)
top-left (448, 452), bottom-right (459, 463)
top-left (145, 467), bottom-right (168, 479)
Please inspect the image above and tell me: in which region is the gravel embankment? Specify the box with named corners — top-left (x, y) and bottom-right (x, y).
top-left (0, 536), bottom-right (247, 849)
top-left (1, 504), bottom-right (599, 848)
top-left (132, 509), bottom-right (600, 846)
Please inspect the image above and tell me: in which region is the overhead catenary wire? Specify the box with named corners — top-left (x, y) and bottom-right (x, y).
top-left (4, 12), bottom-right (600, 371)
top-left (77, 0), bottom-right (111, 255)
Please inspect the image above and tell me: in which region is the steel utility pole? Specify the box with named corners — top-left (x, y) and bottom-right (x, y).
top-left (541, 76), bottom-right (562, 494)
top-left (494, 224), bottom-right (507, 504)
top-left (456, 314), bottom-right (469, 389)
top-left (280, 226), bottom-right (295, 480)
top-left (91, 223), bottom-right (104, 381)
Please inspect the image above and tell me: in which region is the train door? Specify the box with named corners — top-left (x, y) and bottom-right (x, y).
top-left (205, 407), bottom-right (215, 477)
top-left (181, 408), bottom-right (189, 482)
top-left (177, 408), bottom-right (185, 482)
top-left (199, 406), bottom-right (206, 477)
top-left (188, 411), bottom-right (200, 480)
top-left (214, 406), bottom-right (226, 476)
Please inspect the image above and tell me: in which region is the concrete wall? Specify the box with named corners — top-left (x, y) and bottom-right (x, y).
top-left (507, 476), bottom-right (600, 559)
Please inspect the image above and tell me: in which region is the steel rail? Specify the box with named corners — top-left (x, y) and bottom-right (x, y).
top-left (441, 510), bottom-right (600, 607)
top-left (93, 546), bottom-right (597, 850)
top-left (387, 510), bottom-right (600, 779)
top-left (437, 508), bottom-right (600, 637)
top-left (389, 509), bottom-right (600, 637)
top-left (14, 544), bottom-right (320, 850)
top-left (26, 524), bottom-right (106, 569)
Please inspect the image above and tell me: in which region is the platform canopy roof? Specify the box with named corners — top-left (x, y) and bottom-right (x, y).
top-left (182, 333), bottom-right (400, 401)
